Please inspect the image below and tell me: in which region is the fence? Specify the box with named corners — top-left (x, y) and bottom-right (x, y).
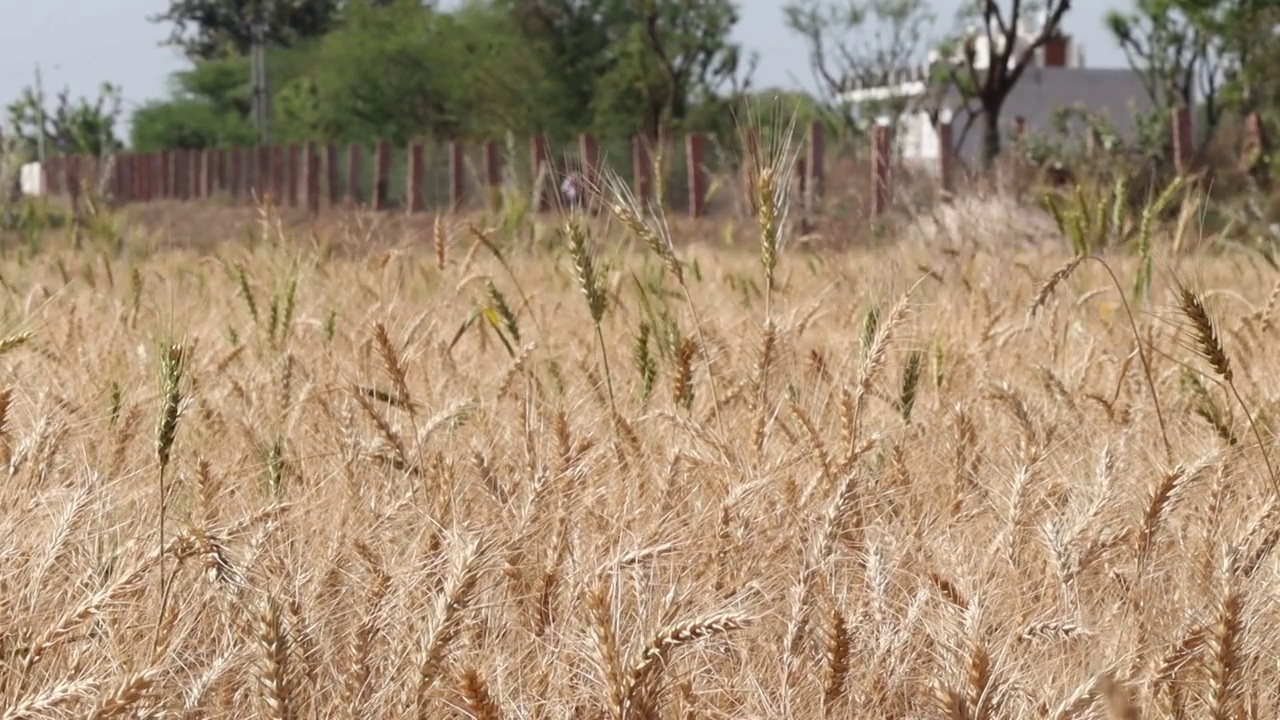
top-left (31, 108), bottom-right (1211, 221)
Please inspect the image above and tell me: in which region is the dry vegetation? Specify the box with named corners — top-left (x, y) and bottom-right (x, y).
top-left (3, 131), bottom-right (1280, 720)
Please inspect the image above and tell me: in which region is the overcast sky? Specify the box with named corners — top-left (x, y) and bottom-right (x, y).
top-left (0, 0), bottom-right (1130, 142)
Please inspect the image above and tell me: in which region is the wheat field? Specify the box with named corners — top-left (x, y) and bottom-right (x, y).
top-left (0, 170), bottom-right (1278, 720)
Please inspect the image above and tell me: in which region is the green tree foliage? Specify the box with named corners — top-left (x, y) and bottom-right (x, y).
top-left (307, 0), bottom-right (555, 143)
top-left (128, 0), bottom-right (758, 150)
top-left (1107, 0), bottom-right (1223, 161)
top-left (622, 0), bottom-right (752, 138)
top-left (500, 0), bottom-right (753, 138)
top-left (1176, 0), bottom-right (1280, 113)
top-left (129, 42), bottom-right (317, 150)
top-left (496, 0), bottom-right (616, 134)
top-left (6, 82), bottom-right (124, 159)
top-left (1107, 0), bottom-right (1280, 177)
top-left (150, 0), bottom-right (340, 60)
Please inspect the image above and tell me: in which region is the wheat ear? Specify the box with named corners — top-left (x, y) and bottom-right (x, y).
top-left (1176, 282), bottom-right (1279, 502)
top-left (415, 535), bottom-right (486, 714)
top-left (1031, 254), bottom-right (1171, 460)
top-left (458, 667), bottom-right (503, 720)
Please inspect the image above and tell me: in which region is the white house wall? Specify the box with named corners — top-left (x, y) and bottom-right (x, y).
top-left (948, 67), bottom-right (1154, 167)
top-left (846, 67), bottom-right (1157, 168)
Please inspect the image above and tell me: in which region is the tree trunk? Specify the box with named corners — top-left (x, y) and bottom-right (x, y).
top-left (643, 97), bottom-right (664, 143)
top-left (981, 103), bottom-right (1003, 171)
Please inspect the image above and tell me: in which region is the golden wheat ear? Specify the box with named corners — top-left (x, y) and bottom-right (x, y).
top-left (1175, 284), bottom-right (1232, 382)
top-left (1173, 277), bottom-right (1279, 500)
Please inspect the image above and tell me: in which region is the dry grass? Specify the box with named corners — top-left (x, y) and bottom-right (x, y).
top-left (2, 184), bottom-right (1280, 720)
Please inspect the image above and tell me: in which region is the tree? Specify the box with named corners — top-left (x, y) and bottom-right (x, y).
top-left (942, 0), bottom-right (1072, 168)
top-left (1177, 0), bottom-right (1280, 115)
top-left (1107, 0), bottom-right (1280, 177)
top-left (627, 0), bottom-right (753, 138)
top-left (500, 0), bottom-right (752, 139)
top-left (1106, 0), bottom-right (1223, 160)
top-left (129, 41), bottom-right (317, 150)
top-left (150, 0), bottom-right (339, 60)
top-left (6, 82), bottom-right (124, 159)
top-left (497, 0), bottom-right (616, 134)
top-left (310, 0), bottom-right (555, 143)
top-left (784, 0), bottom-right (937, 130)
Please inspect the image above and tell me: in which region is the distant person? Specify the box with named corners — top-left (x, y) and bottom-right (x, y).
top-left (560, 172), bottom-right (583, 210)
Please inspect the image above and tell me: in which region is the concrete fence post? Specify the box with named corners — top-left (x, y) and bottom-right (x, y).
top-left (449, 141), bottom-right (465, 211)
top-left (1173, 106), bottom-right (1194, 175)
top-left (346, 144), bottom-right (362, 206)
top-left (1241, 111), bottom-right (1264, 174)
top-left (578, 133), bottom-right (599, 212)
top-left (269, 145), bottom-right (285, 205)
top-left (131, 154), bottom-right (143, 202)
top-left (304, 142), bottom-right (320, 215)
top-left (116, 154), bottom-right (128, 202)
top-left (807, 121), bottom-right (825, 206)
top-left (44, 157), bottom-right (56, 195)
top-left (146, 154), bottom-right (157, 201)
top-left (190, 149), bottom-right (200, 199)
top-left (154, 152), bottom-right (164, 200)
top-left (167, 152), bottom-right (178, 200)
top-left (530, 135), bottom-right (550, 211)
top-left (872, 120), bottom-right (892, 218)
top-left (937, 120), bottom-right (954, 196)
top-left (114, 154), bottom-right (128, 202)
top-left (578, 133), bottom-right (599, 189)
top-left (176, 150), bottom-right (188, 200)
top-left (175, 151), bottom-right (185, 199)
top-left (177, 150), bottom-right (186, 199)
top-left (407, 142), bottom-right (425, 213)
top-left (216, 148), bottom-right (228, 194)
top-left (229, 147), bottom-right (242, 201)
top-left (67, 156), bottom-right (81, 213)
top-left (373, 140), bottom-right (390, 210)
top-left (285, 144), bottom-right (299, 207)
top-left (189, 149), bottom-right (200, 199)
top-left (161, 149), bottom-right (174, 199)
top-left (185, 149), bottom-right (197, 199)
top-left (686, 132), bottom-right (708, 219)
top-left (203, 148), bottom-right (215, 198)
top-left (254, 146), bottom-right (269, 200)
top-left (325, 144), bottom-right (340, 207)
top-left (482, 141), bottom-right (500, 189)
top-left (632, 135), bottom-right (652, 204)
top-left (163, 151), bottom-right (173, 199)
top-left (135, 155), bottom-right (145, 201)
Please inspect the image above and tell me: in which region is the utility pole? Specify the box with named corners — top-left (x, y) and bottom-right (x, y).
top-left (250, 2), bottom-right (270, 147)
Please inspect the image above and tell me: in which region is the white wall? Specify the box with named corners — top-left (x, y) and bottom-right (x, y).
top-left (951, 67), bottom-right (1154, 166)
top-left (20, 163), bottom-right (44, 196)
top-left (862, 67), bottom-right (1154, 169)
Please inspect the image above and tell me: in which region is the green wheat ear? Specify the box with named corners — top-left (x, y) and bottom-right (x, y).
top-left (1133, 174), bottom-right (1186, 303)
top-left (485, 280), bottom-right (520, 344)
top-left (155, 342), bottom-right (186, 470)
top-left (899, 350), bottom-right (923, 424)
top-left (633, 320), bottom-right (657, 402)
top-left (860, 304), bottom-right (880, 360)
top-left (932, 341), bottom-right (945, 390)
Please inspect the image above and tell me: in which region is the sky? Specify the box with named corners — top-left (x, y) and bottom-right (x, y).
top-left (0, 0), bottom-right (1131, 141)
